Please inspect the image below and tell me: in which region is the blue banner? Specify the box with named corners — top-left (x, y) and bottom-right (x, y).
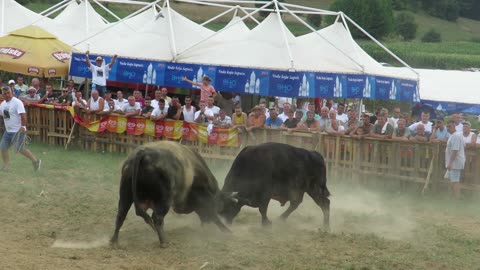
top-left (69, 52), bottom-right (419, 102)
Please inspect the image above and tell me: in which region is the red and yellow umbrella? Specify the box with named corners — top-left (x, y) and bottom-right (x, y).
top-left (0, 25), bottom-right (73, 77)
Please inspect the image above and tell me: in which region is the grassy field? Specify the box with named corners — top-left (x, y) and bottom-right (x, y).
top-left (1, 143), bottom-right (480, 269)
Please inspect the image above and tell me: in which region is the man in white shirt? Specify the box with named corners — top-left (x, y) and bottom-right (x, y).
top-left (277, 103), bottom-right (291, 122)
top-left (389, 107), bottom-right (401, 128)
top-left (206, 96), bottom-right (220, 116)
top-left (408, 111), bottom-right (433, 136)
top-left (335, 103), bottom-right (348, 123)
top-left (114, 91), bottom-right (129, 108)
top-left (445, 120), bottom-right (465, 199)
top-left (85, 51), bottom-right (117, 97)
top-left (150, 99), bottom-right (168, 121)
top-left (121, 96), bottom-right (141, 117)
top-left (194, 101), bottom-right (214, 125)
top-left (151, 89), bottom-right (169, 111)
top-left (0, 87), bottom-right (41, 172)
top-left (451, 113), bottom-right (463, 133)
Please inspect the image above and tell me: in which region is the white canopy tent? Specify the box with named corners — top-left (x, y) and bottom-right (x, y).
top-left (75, 6), bottom-right (214, 59)
top-left (74, 0), bottom-right (418, 82)
top-left (415, 69), bottom-right (480, 104)
top-left (36, 0), bottom-right (109, 46)
top-left (0, 0), bottom-right (52, 36)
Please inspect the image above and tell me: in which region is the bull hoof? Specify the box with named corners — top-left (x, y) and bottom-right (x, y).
top-left (320, 225), bottom-right (331, 233)
top-left (262, 220), bottom-right (272, 228)
top-left (109, 240), bottom-right (119, 249)
top-left (160, 242), bottom-right (169, 249)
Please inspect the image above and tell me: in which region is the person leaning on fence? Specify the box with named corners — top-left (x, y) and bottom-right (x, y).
top-left (461, 121), bottom-right (477, 147)
top-left (99, 99), bottom-right (120, 115)
top-left (0, 87), bottom-right (41, 172)
top-left (72, 91), bottom-right (87, 110)
top-left (166, 96), bottom-right (184, 121)
top-left (20, 87), bottom-right (41, 104)
top-left (297, 110), bottom-right (321, 132)
top-left (141, 97), bottom-right (155, 118)
top-left (392, 118), bottom-right (410, 141)
top-left (445, 120), bottom-right (465, 199)
top-left (409, 124), bottom-right (429, 142)
top-left (85, 50), bottom-right (117, 97)
top-left (193, 100), bottom-right (214, 124)
top-left (150, 99), bottom-right (168, 121)
top-left (431, 119), bottom-right (449, 143)
top-left (214, 108), bottom-right (233, 128)
top-left (232, 105), bottom-right (247, 133)
top-left (409, 110), bottom-right (433, 135)
top-left (369, 114), bottom-right (393, 139)
top-left (264, 107), bottom-right (284, 129)
top-left (14, 76), bottom-right (29, 96)
top-left (280, 109), bottom-right (300, 131)
top-left (86, 90), bottom-right (105, 115)
top-left (39, 83), bottom-right (58, 104)
top-left (182, 96), bottom-right (196, 123)
top-left (326, 109), bottom-right (345, 135)
top-left (121, 96), bottom-right (141, 117)
top-left (54, 87), bottom-right (73, 106)
top-left (351, 113), bottom-right (373, 139)
top-left (246, 106), bottom-right (266, 132)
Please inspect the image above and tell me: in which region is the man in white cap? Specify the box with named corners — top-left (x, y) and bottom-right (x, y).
top-left (7, 80), bottom-right (17, 96)
top-left (85, 51), bottom-right (117, 97)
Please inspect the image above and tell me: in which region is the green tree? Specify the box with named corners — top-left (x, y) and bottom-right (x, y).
top-left (421, 28), bottom-right (442, 42)
top-left (329, 0), bottom-right (394, 39)
top-left (395, 12), bottom-right (417, 40)
top-left (306, 14), bottom-right (322, 28)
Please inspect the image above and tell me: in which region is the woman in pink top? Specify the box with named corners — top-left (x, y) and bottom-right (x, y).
top-left (182, 75), bottom-right (217, 102)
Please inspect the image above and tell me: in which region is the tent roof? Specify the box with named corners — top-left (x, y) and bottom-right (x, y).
top-left (36, 0), bottom-right (108, 46)
top-left (0, 0), bottom-right (52, 36)
top-left (75, 7), bottom-right (214, 60)
top-left (10, 25), bottom-right (57, 39)
top-left (417, 69), bottom-right (480, 104)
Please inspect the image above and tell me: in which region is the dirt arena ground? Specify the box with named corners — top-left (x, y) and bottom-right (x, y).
top-left (1, 145), bottom-right (480, 270)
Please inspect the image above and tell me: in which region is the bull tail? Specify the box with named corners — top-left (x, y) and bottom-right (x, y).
top-left (319, 156), bottom-right (331, 198)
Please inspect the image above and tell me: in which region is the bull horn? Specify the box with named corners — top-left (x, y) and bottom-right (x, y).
top-left (231, 192), bottom-right (239, 197)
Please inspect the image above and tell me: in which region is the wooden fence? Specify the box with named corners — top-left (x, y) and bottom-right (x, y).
top-left (2, 105), bottom-right (480, 192)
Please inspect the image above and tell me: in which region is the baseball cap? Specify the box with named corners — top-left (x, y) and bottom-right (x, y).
top-left (8, 79), bottom-right (15, 84)
top-left (462, 121), bottom-right (471, 126)
top-left (95, 56), bottom-right (103, 61)
top-left (28, 87), bottom-right (36, 92)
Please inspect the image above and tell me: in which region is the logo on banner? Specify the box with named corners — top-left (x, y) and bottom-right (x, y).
top-left (0, 47), bottom-right (25, 59)
top-left (389, 81), bottom-right (397, 100)
top-left (100, 120), bottom-right (108, 129)
top-left (52, 51), bottom-right (71, 63)
top-left (363, 77), bottom-right (372, 98)
top-left (48, 69), bottom-right (57, 75)
top-left (156, 125), bottom-right (164, 133)
top-left (127, 122), bottom-right (136, 129)
top-left (182, 127), bottom-right (190, 135)
top-left (28, 67), bottom-right (40, 74)
top-left (165, 126), bottom-right (174, 133)
top-left (136, 123), bottom-right (145, 130)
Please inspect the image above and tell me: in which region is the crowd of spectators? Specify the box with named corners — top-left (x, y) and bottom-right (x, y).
top-left (2, 76), bottom-right (479, 148)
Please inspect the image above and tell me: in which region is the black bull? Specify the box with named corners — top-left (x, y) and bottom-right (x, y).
top-left (110, 141), bottom-right (230, 247)
top-left (218, 142), bottom-right (331, 229)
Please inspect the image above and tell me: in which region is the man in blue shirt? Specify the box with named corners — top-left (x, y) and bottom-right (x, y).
top-left (431, 119), bottom-right (449, 143)
top-left (264, 108), bottom-right (283, 129)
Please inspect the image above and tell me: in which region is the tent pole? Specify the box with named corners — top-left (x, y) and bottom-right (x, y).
top-left (278, 2), bottom-right (365, 71)
top-left (85, 0), bottom-right (90, 38)
top-left (343, 14), bottom-right (419, 79)
top-left (73, 0), bottom-right (160, 47)
top-left (273, 0), bottom-right (295, 70)
top-left (39, 0), bottom-right (71, 16)
top-left (30, 0), bottom-right (71, 26)
top-left (238, 6), bottom-right (260, 25)
top-left (200, 5), bottom-right (238, 26)
top-left (175, 0), bottom-right (273, 59)
top-left (92, 0), bottom-right (122, 21)
top-left (165, 0), bottom-right (179, 61)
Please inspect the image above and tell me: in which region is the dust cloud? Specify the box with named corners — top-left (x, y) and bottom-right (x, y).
top-left (52, 237), bottom-right (110, 249)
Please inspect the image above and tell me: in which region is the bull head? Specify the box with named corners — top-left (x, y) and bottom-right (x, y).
top-left (216, 192), bottom-right (250, 225)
